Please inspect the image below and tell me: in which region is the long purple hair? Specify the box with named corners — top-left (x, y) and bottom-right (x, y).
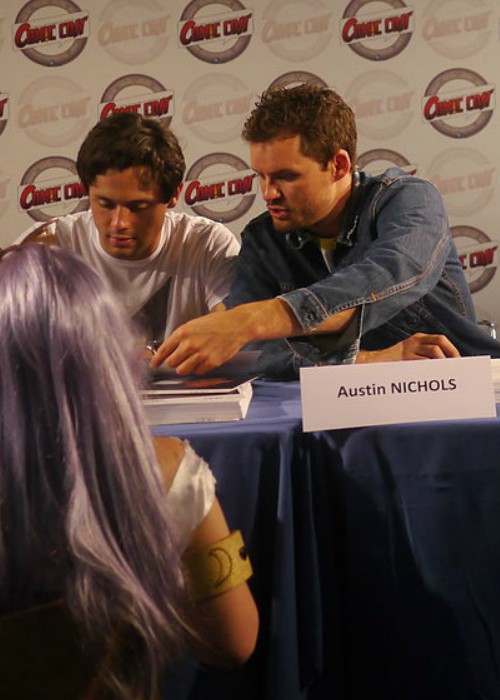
top-left (0, 244), bottom-right (190, 698)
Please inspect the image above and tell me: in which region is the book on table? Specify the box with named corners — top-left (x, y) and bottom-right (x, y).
top-left (142, 376), bottom-right (253, 425)
top-left (142, 354), bottom-right (257, 425)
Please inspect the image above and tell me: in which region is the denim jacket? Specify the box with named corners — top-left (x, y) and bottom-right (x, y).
top-left (227, 168), bottom-right (500, 379)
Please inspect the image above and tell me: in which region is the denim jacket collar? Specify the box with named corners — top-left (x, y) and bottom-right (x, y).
top-left (285, 168), bottom-right (364, 251)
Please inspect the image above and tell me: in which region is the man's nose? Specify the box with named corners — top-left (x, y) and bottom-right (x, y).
top-left (261, 178), bottom-right (280, 202)
top-left (110, 205), bottom-right (130, 231)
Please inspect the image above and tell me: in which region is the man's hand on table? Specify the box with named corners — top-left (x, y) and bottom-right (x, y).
top-left (150, 298), bottom-right (300, 375)
top-left (356, 333), bottom-right (460, 363)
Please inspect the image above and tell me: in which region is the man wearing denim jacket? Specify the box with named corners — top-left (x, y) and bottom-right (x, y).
top-left (152, 85), bottom-right (500, 378)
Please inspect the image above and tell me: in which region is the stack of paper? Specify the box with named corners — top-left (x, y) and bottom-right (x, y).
top-left (492, 358), bottom-right (500, 403)
top-left (142, 377), bottom-right (253, 425)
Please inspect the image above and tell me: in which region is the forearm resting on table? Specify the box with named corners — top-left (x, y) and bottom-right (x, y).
top-left (244, 303), bottom-right (460, 363)
top-left (356, 333), bottom-right (460, 363)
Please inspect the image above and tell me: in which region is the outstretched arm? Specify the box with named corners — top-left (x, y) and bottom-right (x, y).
top-left (150, 298), bottom-right (356, 374)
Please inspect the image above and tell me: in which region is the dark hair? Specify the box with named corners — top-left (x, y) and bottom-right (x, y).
top-left (242, 84), bottom-right (357, 167)
top-left (77, 113), bottom-right (186, 202)
top-left (0, 244), bottom-right (191, 699)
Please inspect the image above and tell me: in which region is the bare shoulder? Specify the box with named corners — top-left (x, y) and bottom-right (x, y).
top-left (153, 436), bottom-right (185, 491)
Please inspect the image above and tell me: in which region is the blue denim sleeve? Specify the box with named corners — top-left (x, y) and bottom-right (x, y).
top-left (279, 178), bottom-right (451, 340)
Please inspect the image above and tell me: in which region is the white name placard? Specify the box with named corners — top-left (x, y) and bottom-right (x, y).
top-left (300, 356), bottom-right (496, 432)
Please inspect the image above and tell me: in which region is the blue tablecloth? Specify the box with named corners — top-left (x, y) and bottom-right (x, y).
top-left (155, 381), bottom-right (500, 700)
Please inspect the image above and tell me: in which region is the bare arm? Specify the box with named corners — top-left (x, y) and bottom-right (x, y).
top-left (154, 437), bottom-right (258, 666)
top-left (184, 499), bottom-right (259, 667)
top-left (151, 298), bottom-right (356, 374)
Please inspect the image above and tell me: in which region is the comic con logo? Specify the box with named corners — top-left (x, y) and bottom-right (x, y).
top-left (451, 225), bottom-right (498, 293)
top-left (357, 148), bottom-right (417, 175)
top-left (100, 75), bottom-right (174, 125)
top-left (18, 157), bottom-right (88, 222)
top-left (422, 0), bottom-right (493, 60)
top-left (423, 69), bottom-right (495, 138)
top-left (18, 76), bottom-right (91, 148)
top-left (345, 71), bottom-right (414, 140)
top-left (341, 0), bottom-right (414, 61)
top-left (268, 71), bottom-right (328, 90)
top-left (0, 93), bottom-right (9, 137)
top-left (182, 74), bottom-right (253, 144)
top-left (14, 0), bottom-right (89, 67)
top-left (178, 0), bottom-right (253, 64)
top-left (184, 153), bottom-right (256, 223)
top-left (262, 0), bottom-right (332, 62)
top-left (427, 147), bottom-right (496, 217)
top-left (97, 0), bottom-right (169, 65)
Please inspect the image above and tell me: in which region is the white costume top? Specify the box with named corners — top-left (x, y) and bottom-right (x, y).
top-left (21, 210), bottom-right (239, 341)
top-left (165, 441), bottom-right (216, 552)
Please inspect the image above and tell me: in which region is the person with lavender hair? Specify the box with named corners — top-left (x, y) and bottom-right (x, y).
top-left (0, 244), bottom-right (257, 699)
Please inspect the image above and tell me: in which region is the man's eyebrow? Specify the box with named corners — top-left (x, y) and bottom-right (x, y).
top-left (252, 168), bottom-right (299, 177)
top-left (96, 196), bottom-right (154, 205)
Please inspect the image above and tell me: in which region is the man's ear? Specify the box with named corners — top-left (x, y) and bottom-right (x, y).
top-left (328, 150), bottom-right (351, 182)
top-left (167, 183), bottom-right (183, 208)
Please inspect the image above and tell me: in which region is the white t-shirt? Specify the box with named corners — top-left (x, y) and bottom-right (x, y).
top-left (165, 441), bottom-right (216, 552)
top-left (21, 210), bottom-right (239, 342)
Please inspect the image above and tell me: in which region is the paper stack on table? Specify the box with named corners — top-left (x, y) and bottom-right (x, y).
top-left (142, 351), bottom-right (258, 425)
top-left (492, 358), bottom-right (500, 403)
top-left (142, 376), bottom-right (253, 425)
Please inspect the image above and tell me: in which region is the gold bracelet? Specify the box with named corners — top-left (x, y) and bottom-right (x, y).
top-left (183, 530), bottom-right (252, 602)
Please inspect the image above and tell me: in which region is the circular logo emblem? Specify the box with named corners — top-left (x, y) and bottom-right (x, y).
top-left (100, 74), bottom-right (174, 125)
top-left (341, 0), bottom-right (413, 61)
top-left (357, 148), bottom-right (416, 175)
top-left (17, 76), bottom-right (91, 147)
top-left (451, 225), bottom-right (498, 293)
top-left (427, 147), bottom-right (496, 217)
top-left (184, 152), bottom-right (256, 223)
top-left (179, 0), bottom-right (252, 64)
top-left (262, 0), bottom-right (333, 62)
top-left (182, 73), bottom-right (253, 144)
top-left (19, 156), bottom-right (88, 222)
top-left (14, 0), bottom-right (89, 67)
top-left (268, 71), bottom-right (328, 90)
top-left (421, 0), bottom-right (494, 60)
top-left (97, 0), bottom-right (170, 65)
top-left (423, 68), bottom-right (495, 138)
top-left (345, 70), bottom-right (414, 140)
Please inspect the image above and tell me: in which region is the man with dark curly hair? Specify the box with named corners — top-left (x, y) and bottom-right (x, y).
top-left (151, 84), bottom-right (500, 378)
top-left (19, 113), bottom-right (239, 350)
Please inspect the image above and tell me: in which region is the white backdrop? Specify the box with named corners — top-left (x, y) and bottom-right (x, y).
top-left (1, 0), bottom-right (498, 326)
